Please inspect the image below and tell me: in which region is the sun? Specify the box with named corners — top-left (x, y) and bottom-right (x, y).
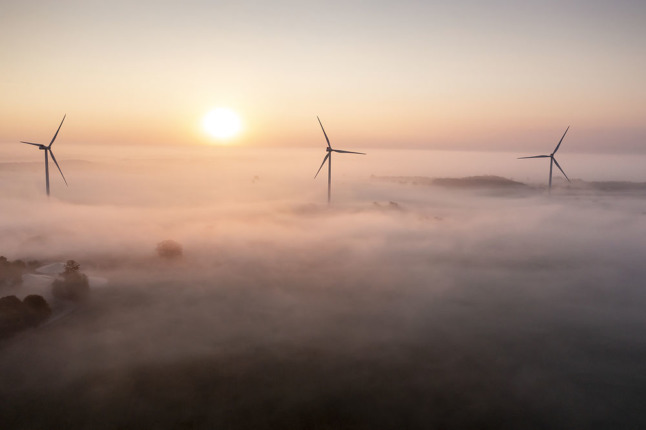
top-left (203, 108), bottom-right (242, 140)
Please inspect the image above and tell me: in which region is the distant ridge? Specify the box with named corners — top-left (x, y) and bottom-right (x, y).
top-left (372, 175), bottom-right (527, 189)
top-left (432, 175), bottom-right (527, 188)
top-left (584, 181), bottom-right (646, 192)
top-left (373, 175), bottom-right (646, 193)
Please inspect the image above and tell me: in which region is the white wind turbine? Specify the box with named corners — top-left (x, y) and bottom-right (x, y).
top-left (314, 116), bottom-right (365, 204)
top-left (20, 115), bottom-right (68, 196)
top-left (518, 126), bottom-right (571, 191)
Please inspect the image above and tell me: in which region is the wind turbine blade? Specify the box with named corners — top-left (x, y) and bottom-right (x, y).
top-left (518, 155), bottom-right (550, 159)
top-left (552, 126), bottom-right (570, 154)
top-left (48, 150), bottom-right (68, 186)
top-left (48, 114), bottom-right (66, 147)
top-left (552, 157), bottom-right (570, 182)
top-left (332, 149), bottom-right (366, 155)
top-left (317, 116), bottom-right (332, 149)
top-left (314, 153), bottom-right (330, 178)
top-left (20, 141), bottom-right (42, 147)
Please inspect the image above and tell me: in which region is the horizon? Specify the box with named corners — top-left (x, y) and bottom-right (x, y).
top-left (3, 143), bottom-right (646, 186)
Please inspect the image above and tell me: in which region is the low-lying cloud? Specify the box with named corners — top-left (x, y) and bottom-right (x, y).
top-left (1, 147), bottom-right (646, 429)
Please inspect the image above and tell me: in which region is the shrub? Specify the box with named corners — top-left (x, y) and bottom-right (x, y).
top-left (23, 295), bottom-right (52, 326)
top-left (156, 240), bottom-right (183, 260)
top-left (0, 256), bottom-right (25, 289)
top-left (0, 295), bottom-right (28, 337)
top-left (0, 294), bottom-right (52, 337)
top-left (52, 260), bottom-right (90, 301)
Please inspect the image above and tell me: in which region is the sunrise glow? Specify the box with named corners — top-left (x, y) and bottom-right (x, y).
top-left (202, 108), bottom-right (242, 141)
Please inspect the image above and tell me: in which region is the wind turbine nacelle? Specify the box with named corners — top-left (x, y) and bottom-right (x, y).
top-left (326, 147), bottom-right (332, 152)
top-left (38, 146), bottom-right (47, 150)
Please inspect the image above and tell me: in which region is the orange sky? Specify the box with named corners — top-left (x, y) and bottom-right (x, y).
top-left (1, 1), bottom-right (645, 152)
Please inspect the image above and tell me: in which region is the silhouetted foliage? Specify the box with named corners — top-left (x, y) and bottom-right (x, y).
top-left (1, 294), bottom-right (52, 338)
top-left (52, 260), bottom-right (89, 301)
top-left (432, 175), bottom-right (528, 189)
top-left (63, 260), bottom-right (80, 274)
top-left (0, 295), bottom-right (27, 337)
top-left (0, 256), bottom-right (26, 289)
top-left (373, 175), bottom-right (528, 189)
top-left (23, 295), bottom-right (52, 326)
top-left (156, 240), bottom-right (183, 260)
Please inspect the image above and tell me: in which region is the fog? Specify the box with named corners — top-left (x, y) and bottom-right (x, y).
top-left (1, 145), bottom-right (646, 429)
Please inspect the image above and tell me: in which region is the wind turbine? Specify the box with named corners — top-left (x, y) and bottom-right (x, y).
top-left (314, 116), bottom-right (365, 204)
top-left (518, 126), bottom-right (571, 191)
top-left (20, 115), bottom-right (68, 196)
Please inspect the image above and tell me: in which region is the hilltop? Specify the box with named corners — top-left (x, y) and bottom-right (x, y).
top-left (372, 175), bottom-right (646, 194)
top-left (372, 175), bottom-right (528, 189)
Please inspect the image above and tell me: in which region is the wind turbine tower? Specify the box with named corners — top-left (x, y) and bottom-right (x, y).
top-left (20, 115), bottom-right (68, 196)
top-left (518, 126), bottom-right (571, 192)
top-left (314, 116), bottom-right (365, 204)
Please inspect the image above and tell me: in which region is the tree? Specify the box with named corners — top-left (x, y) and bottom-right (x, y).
top-left (52, 260), bottom-right (90, 301)
top-left (0, 294), bottom-right (52, 338)
top-left (23, 295), bottom-right (52, 326)
top-left (0, 256), bottom-right (25, 289)
top-left (156, 240), bottom-right (183, 260)
top-left (0, 295), bottom-right (28, 337)
top-left (63, 260), bottom-right (80, 274)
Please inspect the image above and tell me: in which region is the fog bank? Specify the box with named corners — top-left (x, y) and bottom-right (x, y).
top-left (1, 147), bottom-right (646, 429)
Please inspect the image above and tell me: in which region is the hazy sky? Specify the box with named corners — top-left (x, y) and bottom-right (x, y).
top-left (1, 0), bottom-right (645, 151)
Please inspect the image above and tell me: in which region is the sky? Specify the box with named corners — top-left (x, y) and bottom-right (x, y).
top-left (1, 0), bottom-right (645, 151)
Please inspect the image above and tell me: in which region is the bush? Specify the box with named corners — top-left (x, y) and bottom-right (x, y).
top-left (0, 294), bottom-right (52, 338)
top-left (52, 260), bottom-right (90, 301)
top-left (23, 295), bottom-right (52, 326)
top-left (0, 256), bottom-right (25, 289)
top-left (156, 240), bottom-right (183, 260)
top-left (0, 295), bottom-right (28, 336)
